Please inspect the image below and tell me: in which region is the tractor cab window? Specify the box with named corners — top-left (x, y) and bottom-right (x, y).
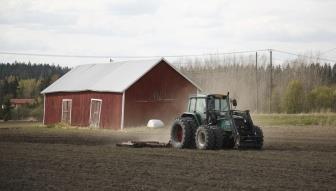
top-left (214, 98), bottom-right (229, 112)
top-left (188, 98), bottom-right (206, 114)
top-left (195, 98), bottom-right (206, 114)
top-left (220, 99), bottom-right (229, 111)
top-left (188, 98), bottom-right (196, 112)
top-left (215, 99), bottom-right (220, 110)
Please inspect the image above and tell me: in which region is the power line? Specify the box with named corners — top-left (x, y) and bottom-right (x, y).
top-left (272, 49), bottom-right (336, 62)
top-left (0, 51), bottom-right (115, 59)
top-left (1, 49), bottom-right (335, 62)
top-left (0, 49), bottom-right (269, 59)
top-left (321, 47), bottom-right (336, 55)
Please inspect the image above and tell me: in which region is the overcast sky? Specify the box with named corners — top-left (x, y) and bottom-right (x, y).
top-left (0, 0), bottom-right (336, 66)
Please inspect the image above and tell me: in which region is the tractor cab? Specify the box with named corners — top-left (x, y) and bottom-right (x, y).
top-left (185, 93), bottom-right (235, 131)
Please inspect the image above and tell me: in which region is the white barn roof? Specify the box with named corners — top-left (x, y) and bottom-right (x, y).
top-left (41, 58), bottom-right (201, 94)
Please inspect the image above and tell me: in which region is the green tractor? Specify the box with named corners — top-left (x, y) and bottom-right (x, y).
top-left (170, 93), bottom-right (263, 150)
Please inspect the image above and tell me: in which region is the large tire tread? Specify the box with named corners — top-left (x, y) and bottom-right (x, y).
top-left (254, 126), bottom-right (264, 149)
top-left (195, 126), bottom-right (215, 150)
top-left (223, 136), bottom-right (235, 149)
top-left (185, 117), bottom-right (198, 148)
top-left (170, 118), bottom-right (194, 149)
top-left (212, 127), bottom-right (224, 149)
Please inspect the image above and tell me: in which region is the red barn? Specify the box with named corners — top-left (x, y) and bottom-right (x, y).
top-left (41, 58), bottom-right (200, 130)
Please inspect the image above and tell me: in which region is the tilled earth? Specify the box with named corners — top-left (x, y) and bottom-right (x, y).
top-left (0, 123), bottom-right (335, 191)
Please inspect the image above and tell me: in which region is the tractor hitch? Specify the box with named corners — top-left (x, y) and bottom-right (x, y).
top-left (116, 141), bottom-right (171, 148)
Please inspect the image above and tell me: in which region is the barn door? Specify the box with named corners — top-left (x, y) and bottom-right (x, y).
top-left (90, 99), bottom-right (102, 128)
top-left (61, 99), bottom-right (72, 124)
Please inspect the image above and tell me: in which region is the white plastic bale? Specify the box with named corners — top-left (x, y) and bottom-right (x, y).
top-left (147, 119), bottom-right (165, 128)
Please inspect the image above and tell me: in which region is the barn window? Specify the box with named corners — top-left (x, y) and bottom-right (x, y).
top-left (61, 99), bottom-right (72, 124)
top-left (89, 99), bottom-right (102, 128)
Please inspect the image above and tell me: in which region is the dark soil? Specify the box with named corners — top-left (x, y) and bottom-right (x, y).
top-left (0, 124), bottom-right (335, 191)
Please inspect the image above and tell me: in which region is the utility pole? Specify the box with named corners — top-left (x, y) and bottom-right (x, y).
top-left (269, 49), bottom-right (273, 113)
top-left (256, 52), bottom-right (258, 113)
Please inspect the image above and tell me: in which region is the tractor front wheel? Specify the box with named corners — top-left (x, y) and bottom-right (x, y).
top-left (254, 126), bottom-right (264, 149)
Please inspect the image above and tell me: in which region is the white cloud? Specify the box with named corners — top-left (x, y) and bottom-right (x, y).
top-left (0, 0), bottom-right (335, 66)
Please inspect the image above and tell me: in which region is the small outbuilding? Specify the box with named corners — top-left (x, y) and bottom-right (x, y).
top-left (10, 98), bottom-right (35, 108)
top-left (41, 58), bottom-right (200, 130)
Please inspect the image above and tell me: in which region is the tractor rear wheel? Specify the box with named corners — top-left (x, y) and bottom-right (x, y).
top-left (195, 126), bottom-right (215, 150)
top-left (170, 118), bottom-right (194, 149)
top-left (254, 126), bottom-right (264, 149)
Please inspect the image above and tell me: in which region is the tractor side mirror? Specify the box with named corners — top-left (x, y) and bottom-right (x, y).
top-left (232, 99), bottom-right (237, 107)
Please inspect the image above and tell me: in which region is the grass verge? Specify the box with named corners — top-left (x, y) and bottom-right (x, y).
top-left (252, 113), bottom-right (336, 126)
top-left (1, 113), bottom-right (336, 129)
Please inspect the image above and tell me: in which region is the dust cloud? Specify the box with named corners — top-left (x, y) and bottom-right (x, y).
top-left (174, 53), bottom-right (333, 113)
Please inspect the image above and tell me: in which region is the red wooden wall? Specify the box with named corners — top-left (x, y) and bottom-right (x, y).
top-left (124, 61), bottom-right (198, 127)
top-left (44, 91), bottom-right (122, 129)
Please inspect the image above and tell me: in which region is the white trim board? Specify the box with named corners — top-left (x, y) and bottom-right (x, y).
top-left (43, 94), bottom-right (46, 125)
top-left (120, 92), bottom-right (125, 130)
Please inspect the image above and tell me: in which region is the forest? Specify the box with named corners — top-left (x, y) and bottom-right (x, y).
top-left (0, 62), bottom-right (69, 121)
top-left (0, 56), bottom-right (335, 121)
top-left (176, 54), bottom-right (336, 113)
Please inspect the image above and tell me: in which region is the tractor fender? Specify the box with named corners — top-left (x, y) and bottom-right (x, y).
top-left (181, 112), bottom-right (201, 126)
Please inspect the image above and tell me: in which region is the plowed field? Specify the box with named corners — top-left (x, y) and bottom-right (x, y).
top-left (0, 123), bottom-right (335, 190)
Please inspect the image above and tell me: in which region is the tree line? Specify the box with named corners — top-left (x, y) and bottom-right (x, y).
top-left (0, 57), bottom-right (335, 121)
top-left (0, 62), bottom-right (70, 120)
top-left (176, 55), bottom-right (336, 113)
